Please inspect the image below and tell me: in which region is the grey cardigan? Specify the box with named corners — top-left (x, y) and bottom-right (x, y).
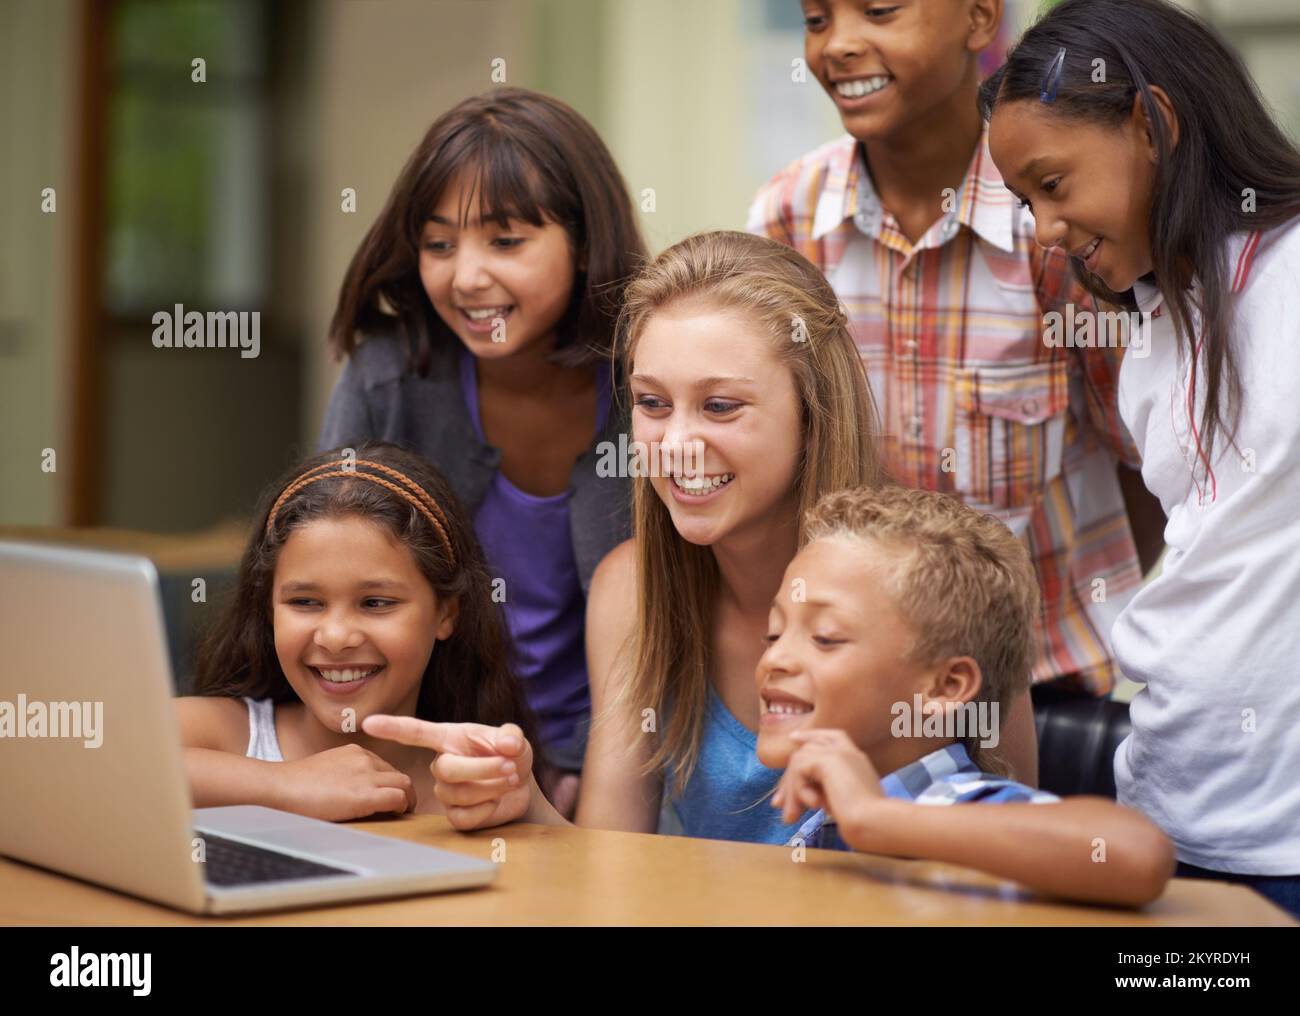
top-left (317, 333), bottom-right (632, 595)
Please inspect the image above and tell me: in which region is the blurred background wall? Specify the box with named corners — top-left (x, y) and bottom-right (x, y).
top-left (3, 0), bottom-right (1300, 536)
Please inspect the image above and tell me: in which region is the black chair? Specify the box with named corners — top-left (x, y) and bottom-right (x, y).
top-left (1032, 689), bottom-right (1132, 799)
top-left (158, 569), bottom-right (239, 695)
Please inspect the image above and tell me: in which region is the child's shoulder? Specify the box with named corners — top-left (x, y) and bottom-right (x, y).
top-left (175, 695), bottom-right (252, 753)
top-left (1244, 217), bottom-right (1300, 289)
top-left (589, 539), bottom-right (637, 612)
top-left (751, 135), bottom-right (858, 203)
top-left (897, 744), bottom-right (1060, 805)
top-left (778, 134), bottom-right (857, 177)
top-left (585, 540), bottom-right (638, 671)
top-left (345, 331), bottom-right (414, 387)
top-left (347, 330), bottom-right (461, 389)
top-left (919, 769), bottom-right (1060, 806)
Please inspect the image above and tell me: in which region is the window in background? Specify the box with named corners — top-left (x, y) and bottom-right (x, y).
top-left (90, 0), bottom-right (303, 533)
top-left (105, 0), bottom-right (267, 313)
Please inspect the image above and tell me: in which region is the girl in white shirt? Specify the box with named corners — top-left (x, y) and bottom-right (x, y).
top-left (980, 0), bottom-right (1300, 917)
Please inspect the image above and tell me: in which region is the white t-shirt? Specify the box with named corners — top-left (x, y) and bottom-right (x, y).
top-left (1113, 223), bottom-right (1300, 874)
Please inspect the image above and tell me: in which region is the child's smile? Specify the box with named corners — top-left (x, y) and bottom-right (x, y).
top-left (827, 72), bottom-right (895, 115)
top-left (456, 303), bottom-right (516, 335)
top-left (305, 662), bottom-right (387, 696)
top-left (759, 685), bottom-right (815, 729)
top-left (272, 516), bottom-right (455, 729)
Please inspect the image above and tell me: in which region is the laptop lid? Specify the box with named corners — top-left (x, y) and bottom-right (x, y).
top-left (0, 541), bottom-right (208, 912)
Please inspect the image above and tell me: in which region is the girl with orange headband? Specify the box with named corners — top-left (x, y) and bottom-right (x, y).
top-left (174, 441), bottom-right (539, 820)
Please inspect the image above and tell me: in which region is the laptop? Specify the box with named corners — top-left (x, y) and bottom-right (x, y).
top-left (0, 540), bottom-right (498, 914)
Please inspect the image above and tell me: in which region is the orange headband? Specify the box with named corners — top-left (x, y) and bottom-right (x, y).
top-left (264, 458), bottom-right (456, 566)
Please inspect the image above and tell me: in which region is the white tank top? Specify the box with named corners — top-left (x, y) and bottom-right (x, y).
top-left (243, 696), bottom-right (284, 762)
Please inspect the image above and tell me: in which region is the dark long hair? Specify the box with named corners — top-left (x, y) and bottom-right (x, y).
top-left (193, 442), bottom-right (542, 763)
top-left (978, 0), bottom-right (1300, 472)
top-left (329, 88), bottom-right (647, 373)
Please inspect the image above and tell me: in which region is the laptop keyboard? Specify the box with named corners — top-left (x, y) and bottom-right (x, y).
top-left (197, 832), bottom-right (356, 887)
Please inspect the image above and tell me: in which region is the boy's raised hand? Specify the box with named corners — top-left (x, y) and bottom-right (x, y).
top-left (274, 744), bottom-right (418, 822)
top-left (773, 728), bottom-right (884, 827)
top-left (362, 715), bottom-right (533, 830)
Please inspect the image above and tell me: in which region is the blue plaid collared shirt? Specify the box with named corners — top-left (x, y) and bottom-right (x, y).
top-left (788, 742), bottom-right (1060, 852)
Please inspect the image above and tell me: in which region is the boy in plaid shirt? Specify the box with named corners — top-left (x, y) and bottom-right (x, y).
top-left (749, 0), bottom-right (1166, 784)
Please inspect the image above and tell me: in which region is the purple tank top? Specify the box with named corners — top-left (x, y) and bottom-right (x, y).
top-left (457, 349), bottom-right (610, 767)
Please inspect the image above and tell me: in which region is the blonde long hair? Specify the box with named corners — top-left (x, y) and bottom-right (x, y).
top-left (611, 231), bottom-right (885, 796)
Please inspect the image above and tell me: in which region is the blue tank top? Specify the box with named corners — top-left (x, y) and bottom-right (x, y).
top-left (658, 684), bottom-right (814, 844)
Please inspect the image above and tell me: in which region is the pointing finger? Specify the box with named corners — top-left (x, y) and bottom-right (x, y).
top-left (363, 715), bottom-right (513, 756)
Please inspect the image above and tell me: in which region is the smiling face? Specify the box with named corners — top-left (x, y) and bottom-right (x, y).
top-left (271, 515), bottom-right (455, 732)
top-left (755, 535), bottom-right (966, 773)
top-left (418, 168), bottom-right (577, 362)
top-left (988, 97), bottom-right (1159, 293)
top-left (800, 0), bottom-right (995, 143)
top-left (629, 302), bottom-right (804, 549)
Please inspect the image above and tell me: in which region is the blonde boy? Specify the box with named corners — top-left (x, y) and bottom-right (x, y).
top-left (757, 486), bottom-right (1173, 906)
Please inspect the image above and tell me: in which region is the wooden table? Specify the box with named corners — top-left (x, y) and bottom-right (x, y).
top-left (2, 816), bottom-right (1293, 926)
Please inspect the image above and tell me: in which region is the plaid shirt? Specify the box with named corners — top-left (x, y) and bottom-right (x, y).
top-left (789, 742), bottom-right (1060, 852)
top-left (748, 129), bottom-right (1144, 694)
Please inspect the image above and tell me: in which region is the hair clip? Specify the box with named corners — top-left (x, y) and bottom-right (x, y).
top-left (1039, 47), bottom-right (1067, 103)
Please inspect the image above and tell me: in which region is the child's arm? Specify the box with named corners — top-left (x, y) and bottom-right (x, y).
top-left (184, 747), bottom-right (290, 810)
top-left (777, 729), bottom-right (1175, 907)
top-left (176, 697), bottom-right (416, 820)
top-left (840, 796), bottom-right (1174, 907)
top-left (177, 697), bottom-right (280, 808)
top-left (574, 540), bottom-right (663, 832)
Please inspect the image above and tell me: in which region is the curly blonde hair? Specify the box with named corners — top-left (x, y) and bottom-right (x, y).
top-left (804, 485), bottom-right (1040, 771)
